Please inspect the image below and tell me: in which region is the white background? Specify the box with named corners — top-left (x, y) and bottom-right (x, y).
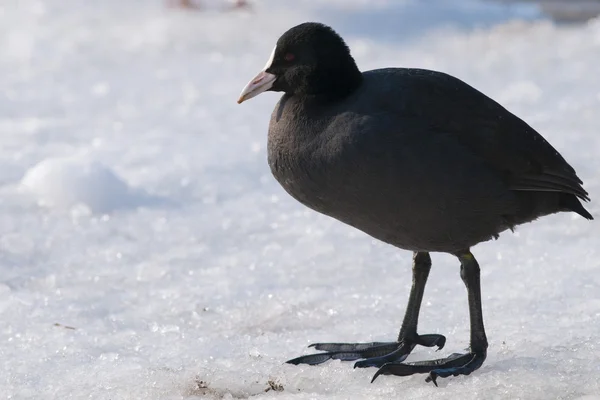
top-left (0, 0), bottom-right (599, 398)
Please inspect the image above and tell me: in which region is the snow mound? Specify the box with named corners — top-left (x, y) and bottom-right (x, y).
top-left (20, 157), bottom-right (160, 213)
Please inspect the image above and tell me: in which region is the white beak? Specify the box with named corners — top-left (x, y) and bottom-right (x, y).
top-left (237, 70), bottom-right (277, 104)
top-left (237, 46), bottom-right (278, 104)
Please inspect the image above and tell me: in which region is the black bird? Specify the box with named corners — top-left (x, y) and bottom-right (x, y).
top-left (237, 22), bottom-right (593, 385)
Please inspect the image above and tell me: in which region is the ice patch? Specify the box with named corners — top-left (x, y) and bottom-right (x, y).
top-left (20, 156), bottom-right (164, 213)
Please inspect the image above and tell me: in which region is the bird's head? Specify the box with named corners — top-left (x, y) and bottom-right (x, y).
top-left (237, 22), bottom-right (362, 104)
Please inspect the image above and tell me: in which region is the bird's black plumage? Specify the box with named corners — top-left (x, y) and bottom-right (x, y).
top-left (238, 21), bottom-right (593, 384)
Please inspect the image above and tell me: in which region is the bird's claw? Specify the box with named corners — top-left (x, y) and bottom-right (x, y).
top-left (425, 372), bottom-right (438, 386)
top-left (370, 350), bottom-right (487, 386)
top-left (286, 334), bottom-right (446, 369)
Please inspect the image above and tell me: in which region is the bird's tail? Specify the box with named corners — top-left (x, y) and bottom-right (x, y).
top-left (560, 194), bottom-right (593, 220)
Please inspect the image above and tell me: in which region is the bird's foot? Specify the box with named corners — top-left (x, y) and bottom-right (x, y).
top-left (371, 349), bottom-right (487, 386)
top-left (285, 334), bottom-right (445, 368)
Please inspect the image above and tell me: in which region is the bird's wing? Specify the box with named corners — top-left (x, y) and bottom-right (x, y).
top-left (398, 69), bottom-right (589, 202)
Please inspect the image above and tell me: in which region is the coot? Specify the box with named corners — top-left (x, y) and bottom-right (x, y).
top-left (237, 22), bottom-right (593, 385)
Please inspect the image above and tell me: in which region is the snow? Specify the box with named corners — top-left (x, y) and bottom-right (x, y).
top-left (20, 156), bottom-right (163, 213)
top-left (0, 0), bottom-right (599, 399)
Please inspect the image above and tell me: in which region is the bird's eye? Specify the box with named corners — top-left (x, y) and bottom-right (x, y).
top-left (284, 53), bottom-right (295, 62)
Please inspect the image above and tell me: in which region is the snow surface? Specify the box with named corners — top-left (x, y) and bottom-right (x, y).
top-left (1, 0), bottom-right (599, 399)
top-left (20, 156), bottom-right (166, 213)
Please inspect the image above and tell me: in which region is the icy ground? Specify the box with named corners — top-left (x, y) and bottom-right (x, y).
top-left (1, 0), bottom-right (599, 398)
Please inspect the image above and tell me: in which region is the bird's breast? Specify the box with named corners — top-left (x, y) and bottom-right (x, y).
top-left (267, 133), bottom-right (338, 213)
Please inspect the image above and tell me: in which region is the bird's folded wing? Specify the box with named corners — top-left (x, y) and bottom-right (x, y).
top-left (400, 69), bottom-right (589, 202)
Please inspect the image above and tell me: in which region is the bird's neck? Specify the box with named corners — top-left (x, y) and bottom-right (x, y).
top-left (316, 64), bottom-right (363, 100)
top-left (292, 60), bottom-right (363, 101)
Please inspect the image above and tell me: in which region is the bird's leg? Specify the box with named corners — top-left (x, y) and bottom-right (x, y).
top-left (353, 252), bottom-right (446, 367)
top-left (371, 251), bottom-right (488, 386)
top-left (286, 252), bottom-right (445, 367)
